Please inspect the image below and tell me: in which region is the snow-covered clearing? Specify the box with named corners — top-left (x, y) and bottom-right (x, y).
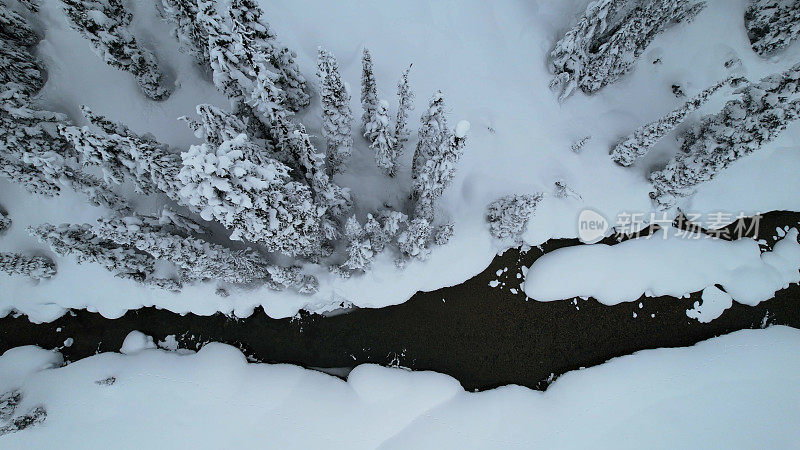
top-left (1, 326), bottom-right (798, 448)
top-left (524, 227), bottom-right (800, 311)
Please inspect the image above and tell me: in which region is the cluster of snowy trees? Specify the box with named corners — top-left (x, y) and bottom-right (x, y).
top-left (745, 0), bottom-right (800, 56)
top-left (549, 0), bottom-right (706, 101)
top-left (0, 0), bottom-right (472, 290)
top-left (649, 62), bottom-right (800, 208)
top-left (608, 60), bottom-right (800, 210)
top-left (610, 77), bottom-right (732, 166)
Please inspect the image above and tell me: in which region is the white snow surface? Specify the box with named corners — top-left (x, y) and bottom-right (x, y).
top-left (687, 285), bottom-right (733, 323)
top-left (0, 326), bottom-right (798, 448)
top-left (524, 228), bottom-right (800, 307)
top-left (2, 0), bottom-right (800, 321)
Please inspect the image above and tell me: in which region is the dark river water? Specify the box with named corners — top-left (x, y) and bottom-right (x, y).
top-left (1, 211), bottom-right (798, 391)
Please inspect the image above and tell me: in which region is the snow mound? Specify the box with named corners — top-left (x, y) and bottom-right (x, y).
top-left (687, 285), bottom-right (733, 322)
top-left (524, 228), bottom-right (800, 309)
top-left (119, 331), bottom-right (155, 355)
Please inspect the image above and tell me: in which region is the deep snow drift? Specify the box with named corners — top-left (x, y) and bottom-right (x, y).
top-left (2, 0), bottom-right (800, 321)
top-left (0, 326), bottom-right (798, 448)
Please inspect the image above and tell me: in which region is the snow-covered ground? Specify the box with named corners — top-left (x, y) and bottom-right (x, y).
top-left (1, 326), bottom-right (798, 447)
top-left (2, 0), bottom-right (800, 321)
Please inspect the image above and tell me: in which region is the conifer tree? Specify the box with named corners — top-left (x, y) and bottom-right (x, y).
top-left (342, 216), bottom-right (374, 271)
top-left (228, 0), bottom-right (309, 110)
top-left (367, 100), bottom-right (398, 176)
top-left (161, 0), bottom-right (208, 64)
top-left (317, 47), bottom-right (353, 175)
top-left (62, 0), bottom-right (171, 100)
top-left (0, 87), bottom-right (128, 211)
top-left (30, 222), bottom-right (178, 289)
top-left (0, 252), bottom-right (56, 280)
top-left (611, 77), bottom-right (730, 166)
top-left (363, 213), bottom-right (387, 252)
top-left (0, 4), bottom-right (37, 45)
top-left (181, 104), bottom-right (249, 146)
top-left (80, 106), bottom-right (185, 199)
top-left (550, 0), bottom-right (706, 101)
top-left (433, 222), bottom-right (455, 246)
top-left (17, 0), bottom-right (40, 13)
top-left (650, 63), bottom-right (800, 208)
top-left (486, 194), bottom-right (542, 240)
top-left (745, 0), bottom-right (800, 56)
top-left (177, 132), bottom-right (324, 256)
top-left (0, 40), bottom-right (45, 95)
top-left (413, 121), bottom-right (469, 222)
top-left (93, 212), bottom-right (316, 291)
top-left (267, 119), bottom-right (352, 220)
top-left (412, 91), bottom-right (448, 180)
top-left (361, 48), bottom-right (378, 136)
top-left (398, 217), bottom-right (431, 260)
top-left (59, 123), bottom-right (152, 194)
top-left (393, 64), bottom-right (414, 161)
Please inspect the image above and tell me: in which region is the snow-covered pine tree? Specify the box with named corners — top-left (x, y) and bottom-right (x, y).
top-left (228, 0), bottom-right (309, 111)
top-left (29, 222), bottom-right (179, 290)
top-left (397, 216), bottom-right (431, 260)
top-left (611, 77), bottom-right (730, 166)
top-left (745, 0), bottom-right (800, 56)
top-left (580, 0), bottom-right (705, 94)
top-left (0, 4), bottom-right (37, 45)
top-left (363, 213), bottom-right (387, 252)
top-left (62, 0), bottom-right (171, 100)
top-left (361, 48), bottom-right (379, 137)
top-left (412, 90), bottom-right (448, 181)
top-left (0, 156), bottom-right (60, 197)
top-left (94, 213), bottom-right (316, 291)
top-left (366, 100), bottom-right (398, 176)
top-left (317, 47), bottom-right (353, 175)
top-left (181, 104), bottom-right (249, 147)
top-left (650, 63), bottom-right (800, 208)
top-left (17, 0), bottom-right (40, 13)
top-left (80, 106), bottom-right (185, 199)
top-left (161, 0), bottom-right (208, 64)
top-left (342, 215), bottom-right (374, 272)
top-left (550, 0), bottom-right (706, 101)
top-left (200, 1), bottom-right (249, 104)
top-left (0, 209), bottom-right (9, 232)
top-left (272, 46), bottom-right (310, 112)
top-left (267, 119), bottom-right (352, 220)
top-left (0, 252), bottom-right (56, 280)
top-left (59, 123), bottom-right (155, 194)
top-left (187, 0), bottom-right (308, 112)
top-left (393, 64), bottom-right (414, 160)
top-left (178, 132), bottom-right (324, 256)
top-left (0, 87), bottom-right (128, 211)
top-left (433, 221), bottom-right (454, 246)
top-left (413, 120), bottom-right (470, 222)
top-left (486, 193), bottom-right (543, 240)
top-left (0, 40), bottom-right (45, 96)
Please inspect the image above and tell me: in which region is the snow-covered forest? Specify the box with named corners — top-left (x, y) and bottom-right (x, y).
top-left (1, 0), bottom-right (799, 447)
